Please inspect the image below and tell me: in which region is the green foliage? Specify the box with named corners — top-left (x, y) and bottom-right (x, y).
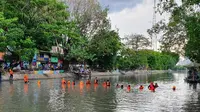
top-left (0, 0), bottom-right (80, 62)
top-left (150, 0), bottom-right (200, 63)
top-left (185, 13), bottom-right (200, 63)
top-left (117, 49), bottom-right (179, 70)
top-left (0, 12), bottom-right (35, 61)
top-left (89, 30), bottom-right (121, 70)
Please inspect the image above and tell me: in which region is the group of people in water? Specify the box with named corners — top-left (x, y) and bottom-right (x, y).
top-left (60, 77), bottom-right (176, 91)
top-left (115, 82), bottom-right (160, 92)
top-left (187, 67), bottom-right (199, 80)
top-left (61, 77), bottom-right (111, 87)
top-left (7, 69), bottom-right (176, 92)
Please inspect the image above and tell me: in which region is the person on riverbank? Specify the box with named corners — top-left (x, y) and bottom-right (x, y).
top-left (9, 69), bottom-right (13, 80)
top-left (24, 74), bottom-right (28, 83)
top-left (0, 66), bottom-right (2, 82)
top-left (94, 77), bottom-right (98, 84)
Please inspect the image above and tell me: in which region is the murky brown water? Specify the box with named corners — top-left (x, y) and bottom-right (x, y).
top-left (0, 71), bottom-right (199, 112)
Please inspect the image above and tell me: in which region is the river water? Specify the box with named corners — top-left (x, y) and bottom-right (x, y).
top-left (0, 71), bottom-right (199, 112)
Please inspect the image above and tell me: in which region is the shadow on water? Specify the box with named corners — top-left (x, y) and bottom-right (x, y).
top-left (183, 83), bottom-right (200, 112)
top-left (189, 83), bottom-right (197, 90)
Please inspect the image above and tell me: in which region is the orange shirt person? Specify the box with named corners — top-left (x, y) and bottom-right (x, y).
top-left (24, 74), bottom-right (28, 83)
top-left (9, 69), bottom-right (14, 80)
top-left (103, 81), bottom-right (107, 87)
top-left (61, 78), bottom-right (66, 84)
top-left (67, 80), bottom-right (71, 85)
top-left (139, 85), bottom-right (144, 90)
top-left (86, 79), bottom-right (91, 84)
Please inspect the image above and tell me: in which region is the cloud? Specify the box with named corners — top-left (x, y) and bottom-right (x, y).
top-left (108, 0), bottom-right (169, 40)
top-left (99, 0), bottom-right (142, 12)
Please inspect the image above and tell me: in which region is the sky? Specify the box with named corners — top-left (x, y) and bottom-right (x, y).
top-left (98, 0), bottom-right (170, 49)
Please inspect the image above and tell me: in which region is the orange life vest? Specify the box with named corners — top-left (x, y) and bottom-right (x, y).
top-left (62, 79), bottom-right (66, 84)
top-left (139, 86), bottom-right (144, 89)
top-left (86, 80), bottom-right (91, 84)
top-left (24, 75), bottom-right (28, 82)
top-left (9, 70), bottom-right (13, 75)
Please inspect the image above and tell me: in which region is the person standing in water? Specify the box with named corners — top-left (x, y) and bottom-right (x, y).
top-left (94, 77), bottom-right (98, 84)
top-left (24, 74), bottom-right (28, 83)
top-left (148, 82), bottom-right (155, 92)
top-left (106, 80), bottom-right (110, 86)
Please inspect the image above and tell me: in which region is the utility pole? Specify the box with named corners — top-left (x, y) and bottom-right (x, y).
top-left (152, 0), bottom-right (157, 51)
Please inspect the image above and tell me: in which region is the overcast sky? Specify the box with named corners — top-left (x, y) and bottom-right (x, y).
top-left (98, 0), bottom-right (169, 41)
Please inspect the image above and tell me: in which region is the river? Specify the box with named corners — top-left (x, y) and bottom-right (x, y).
top-left (0, 71), bottom-right (199, 112)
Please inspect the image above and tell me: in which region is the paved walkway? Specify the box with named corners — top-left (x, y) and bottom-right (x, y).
top-left (0, 70), bottom-right (170, 81)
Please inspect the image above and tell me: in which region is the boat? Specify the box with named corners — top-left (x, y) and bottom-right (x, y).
top-left (184, 77), bottom-right (200, 83)
top-left (73, 71), bottom-right (91, 77)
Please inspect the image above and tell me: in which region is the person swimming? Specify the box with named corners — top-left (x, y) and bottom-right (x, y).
top-left (116, 83), bottom-right (120, 88)
top-left (172, 86), bottom-right (176, 91)
top-left (121, 85), bottom-right (124, 89)
top-left (139, 85), bottom-right (144, 89)
top-left (148, 82), bottom-right (155, 91)
top-left (127, 85), bottom-right (131, 90)
top-left (154, 83), bottom-right (159, 88)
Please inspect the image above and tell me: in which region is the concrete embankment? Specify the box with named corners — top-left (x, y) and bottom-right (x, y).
top-left (1, 70), bottom-right (171, 81)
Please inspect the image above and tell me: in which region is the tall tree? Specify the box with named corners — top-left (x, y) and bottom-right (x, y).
top-left (124, 34), bottom-right (151, 50)
top-left (89, 29), bottom-right (121, 70)
top-left (63, 0), bottom-right (110, 38)
top-left (0, 12), bottom-right (35, 62)
top-left (0, 0), bottom-right (82, 70)
top-left (147, 0), bottom-right (199, 58)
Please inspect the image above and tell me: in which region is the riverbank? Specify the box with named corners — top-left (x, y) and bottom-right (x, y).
top-left (1, 70), bottom-right (173, 81)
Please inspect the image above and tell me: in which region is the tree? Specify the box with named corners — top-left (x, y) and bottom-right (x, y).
top-left (89, 29), bottom-right (121, 70)
top-left (147, 20), bottom-right (186, 54)
top-left (152, 0), bottom-right (200, 63)
top-left (124, 34), bottom-right (151, 50)
top-left (63, 0), bottom-right (110, 39)
top-left (0, 12), bottom-right (35, 63)
top-left (0, 0), bottom-right (93, 71)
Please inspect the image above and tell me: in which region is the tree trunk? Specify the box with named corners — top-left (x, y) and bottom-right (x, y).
top-left (63, 59), bottom-right (69, 72)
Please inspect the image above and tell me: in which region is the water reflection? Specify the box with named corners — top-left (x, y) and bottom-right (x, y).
top-left (24, 84), bottom-right (28, 94)
top-left (189, 83), bottom-right (197, 90)
top-left (1, 72), bottom-right (200, 112)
